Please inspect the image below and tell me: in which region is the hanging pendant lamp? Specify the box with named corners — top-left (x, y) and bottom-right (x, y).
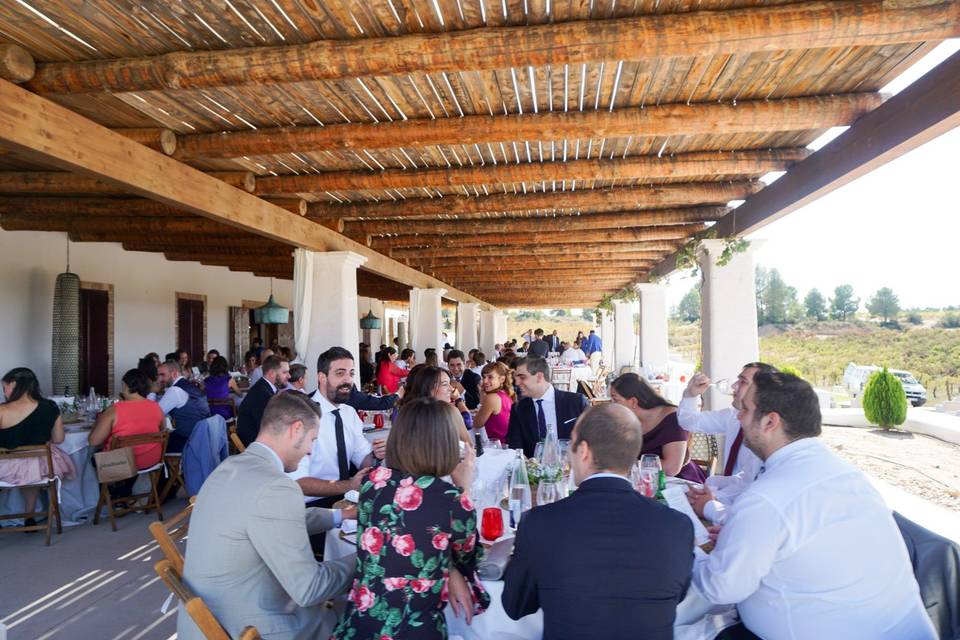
top-left (253, 278), bottom-right (290, 324)
top-left (52, 237), bottom-right (80, 396)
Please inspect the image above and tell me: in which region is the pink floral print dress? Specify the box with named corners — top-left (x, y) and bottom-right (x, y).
top-left (332, 467), bottom-right (490, 640)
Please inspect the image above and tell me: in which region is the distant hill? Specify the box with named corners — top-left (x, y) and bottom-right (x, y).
top-left (669, 320), bottom-right (960, 403)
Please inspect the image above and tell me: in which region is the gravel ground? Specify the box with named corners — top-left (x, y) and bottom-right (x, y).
top-left (820, 425), bottom-right (960, 513)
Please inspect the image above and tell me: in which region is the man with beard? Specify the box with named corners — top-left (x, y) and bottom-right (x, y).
top-left (289, 347), bottom-right (386, 508)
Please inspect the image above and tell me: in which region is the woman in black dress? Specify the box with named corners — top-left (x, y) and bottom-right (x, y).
top-left (333, 398), bottom-right (489, 640)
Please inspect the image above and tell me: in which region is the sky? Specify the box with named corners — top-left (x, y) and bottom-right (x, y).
top-left (664, 40), bottom-right (960, 312)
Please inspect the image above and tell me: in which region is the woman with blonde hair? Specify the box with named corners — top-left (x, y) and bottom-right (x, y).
top-left (472, 361), bottom-right (515, 444)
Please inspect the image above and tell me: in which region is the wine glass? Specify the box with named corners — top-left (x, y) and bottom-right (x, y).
top-left (536, 480), bottom-right (565, 507)
top-left (639, 454), bottom-right (662, 498)
top-left (481, 507), bottom-right (504, 541)
top-left (710, 378), bottom-right (734, 395)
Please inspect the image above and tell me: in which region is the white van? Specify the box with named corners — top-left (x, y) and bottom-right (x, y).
top-left (843, 363), bottom-right (927, 407)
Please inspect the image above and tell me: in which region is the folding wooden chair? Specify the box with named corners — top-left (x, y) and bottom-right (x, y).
top-left (552, 367), bottom-right (573, 391)
top-left (0, 444), bottom-right (63, 546)
top-left (148, 496), bottom-right (195, 575)
top-left (207, 398), bottom-right (238, 425)
top-left (154, 559), bottom-right (261, 640)
top-left (228, 424), bottom-right (246, 454)
top-left (94, 431), bottom-right (167, 531)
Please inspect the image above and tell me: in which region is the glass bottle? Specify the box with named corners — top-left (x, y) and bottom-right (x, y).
top-left (508, 450), bottom-right (532, 528)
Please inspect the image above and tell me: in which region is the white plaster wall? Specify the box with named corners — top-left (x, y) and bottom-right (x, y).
top-left (0, 230), bottom-right (292, 395)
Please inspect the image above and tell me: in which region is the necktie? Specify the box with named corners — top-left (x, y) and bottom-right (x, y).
top-left (723, 427), bottom-right (745, 476)
top-left (536, 399), bottom-right (547, 440)
top-left (332, 409), bottom-right (349, 481)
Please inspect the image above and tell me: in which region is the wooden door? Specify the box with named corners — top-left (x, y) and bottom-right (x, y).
top-left (177, 298), bottom-right (205, 366)
top-left (229, 306), bottom-right (249, 369)
top-left (79, 288), bottom-right (109, 395)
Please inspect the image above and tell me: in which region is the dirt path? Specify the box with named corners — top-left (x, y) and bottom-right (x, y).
top-left (820, 425), bottom-right (960, 512)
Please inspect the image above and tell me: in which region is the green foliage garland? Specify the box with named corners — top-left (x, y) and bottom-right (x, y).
top-left (862, 367), bottom-right (908, 430)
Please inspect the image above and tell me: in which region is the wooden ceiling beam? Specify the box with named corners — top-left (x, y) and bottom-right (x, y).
top-left (0, 44), bottom-right (34, 83)
top-left (350, 206), bottom-right (726, 237)
top-left (25, 2), bottom-right (959, 93)
top-left (370, 224), bottom-right (703, 250)
top-left (391, 243), bottom-right (678, 259)
top-left (121, 242), bottom-right (289, 257)
top-left (0, 171), bottom-right (255, 194)
top-left (421, 262), bottom-right (651, 274)
top-left (310, 181), bottom-right (759, 220)
top-left (435, 268), bottom-right (648, 281)
top-left (402, 251), bottom-right (666, 266)
top-left (257, 149), bottom-right (806, 194)
top-left (0, 79), bottom-right (489, 307)
top-left (183, 95), bottom-right (878, 160)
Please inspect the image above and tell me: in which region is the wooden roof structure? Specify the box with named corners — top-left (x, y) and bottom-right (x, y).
top-left (1, 1), bottom-right (958, 308)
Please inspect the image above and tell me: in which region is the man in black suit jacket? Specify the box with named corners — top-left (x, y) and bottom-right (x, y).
top-left (545, 330), bottom-right (561, 353)
top-left (507, 357), bottom-right (588, 457)
top-left (446, 350), bottom-right (481, 410)
top-left (236, 355), bottom-right (289, 446)
top-left (527, 329), bottom-right (550, 358)
top-left (503, 403), bottom-right (694, 640)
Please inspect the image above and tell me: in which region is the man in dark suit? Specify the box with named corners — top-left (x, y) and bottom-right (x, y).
top-left (236, 355), bottom-right (290, 446)
top-left (446, 349), bottom-right (481, 410)
top-left (506, 357), bottom-right (589, 457)
top-left (503, 403), bottom-right (694, 640)
top-left (527, 329), bottom-right (550, 358)
top-left (545, 330), bottom-right (561, 353)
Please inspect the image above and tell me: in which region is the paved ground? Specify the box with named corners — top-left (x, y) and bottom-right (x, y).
top-left (0, 497), bottom-right (188, 640)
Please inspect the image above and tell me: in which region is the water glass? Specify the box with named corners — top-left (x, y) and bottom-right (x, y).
top-left (536, 481), bottom-right (565, 507)
top-left (711, 379), bottom-right (734, 395)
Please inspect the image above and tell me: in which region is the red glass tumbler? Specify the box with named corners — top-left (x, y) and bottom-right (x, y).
top-left (481, 507), bottom-right (504, 541)
top-left (374, 413), bottom-right (385, 429)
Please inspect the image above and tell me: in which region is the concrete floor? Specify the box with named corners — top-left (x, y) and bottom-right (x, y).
top-left (0, 497), bottom-right (189, 640)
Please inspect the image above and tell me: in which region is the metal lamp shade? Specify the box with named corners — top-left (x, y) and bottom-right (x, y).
top-left (359, 310), bottom-right (382, 330)
top-left (52, 271), bottom-right (80, 396)
top-left (253, 294), bottom-right (290, 325)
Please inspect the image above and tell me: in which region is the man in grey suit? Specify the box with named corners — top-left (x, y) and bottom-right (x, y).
top-left (178, 391), bottom-right (356, 640)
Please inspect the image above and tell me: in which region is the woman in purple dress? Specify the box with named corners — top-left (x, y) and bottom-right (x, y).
top-left (610, 373), bottom-right (707, 483)
top-left (203, 356), bottom-right (240, 421)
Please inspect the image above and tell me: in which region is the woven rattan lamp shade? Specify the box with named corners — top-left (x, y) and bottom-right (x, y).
top-left (52, 271), bottom-right (80, 396)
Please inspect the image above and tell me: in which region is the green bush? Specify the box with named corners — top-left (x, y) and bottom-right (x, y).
top-left (862, 368), bottom-right (908, 429)
top-left (778, 365), bottom-right (803, 379)
top-left (939, 313), bottom-right (960, 329)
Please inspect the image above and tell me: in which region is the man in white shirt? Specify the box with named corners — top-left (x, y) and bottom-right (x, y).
top-left (677, 362), bottom-right (777, 524)
top-left (693, 372), bottom-right (935, 640)
top-left (559, 341), bottom-right (587, 366)
top-left (289, 347), bottom-right (386, 508)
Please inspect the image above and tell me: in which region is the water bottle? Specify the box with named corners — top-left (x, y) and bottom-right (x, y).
top-left (508, 450), bottom-right (531, 528)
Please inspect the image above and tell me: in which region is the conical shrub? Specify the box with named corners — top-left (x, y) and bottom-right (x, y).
top-left (862, 367), bottom-right (908, 430)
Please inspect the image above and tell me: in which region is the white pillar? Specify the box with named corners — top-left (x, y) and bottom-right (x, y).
top-left (410, 288), bottom-right (446, 359)
top-left (636, 283), bottom-right (669, 376)
top-left (301, 251), bottom-right (366, 377)
top-left (699, 239), bottom-right (761, 411)
top-left (456, 302), bottom-right (480, 352)
top-left (494, 311), bottom-right (508, 350)
top-left (479, 310), bottom-right (496, 357)
top-left (613, 300), bottom-right (637, 374)
top-left (600, 310), bottom-right (615, 367)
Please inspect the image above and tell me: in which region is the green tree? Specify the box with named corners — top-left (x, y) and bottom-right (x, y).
top-left (760, 268), bottom-right (797, 325)
top-left (939, 313), bottom-right (960, 329)
top-left (862, 367), bottom-right (908, 429)
top-left (906, 312), bottom-right (923, 325)
top-left (866, 287), bottom-right (901, 326)
top-left (581, 308), bottom-right (594, 322)
top-left (804, 289), bottom-right (827, 321)
top-left (829, 284), bottom-right (859, 321)
top-left (675, 288), bottom-right (701, 323)
top-left (551, 309), bottom-right (569, 317)
top-left (755, 266), bottom-right (769, 324)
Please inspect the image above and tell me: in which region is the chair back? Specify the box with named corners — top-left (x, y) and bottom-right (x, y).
top-left (154, 559), bottom-right (261, 640)
top-left (0, 444), bottom-right (56, 481)
top-left (688, 432), bottom-right (718, 476)
top-left (552, 367), bottom-right (573, 391)
top-left (228, 424), bottom-right (246, 453)
top-left (207, 397), bottom-right (237, 420)
top-left (148, 497), bottom-right (195, 575)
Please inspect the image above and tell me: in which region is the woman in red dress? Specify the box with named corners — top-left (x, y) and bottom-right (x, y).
top-left (376, 347), bottom-right (409, 394)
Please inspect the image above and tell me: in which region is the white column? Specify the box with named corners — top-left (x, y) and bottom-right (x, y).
top-left (636, 283), bottom-right (669, 376)
top-left (699, 239), bottom-right (761, 411)
top-left (456, 302), bottom-right (480, 352)
top-left (479, 310), bottom-right (497, 356)
top-left (494, 311), bottom-right (508, 350)
top-left (613, 300), bottom-right (637, 373)
top-left (600, 310), bottom-right (615, 367)
top-left (300, 251), bottom-right (366, 377)
top-left (410, 288), bottom-right (446, 359)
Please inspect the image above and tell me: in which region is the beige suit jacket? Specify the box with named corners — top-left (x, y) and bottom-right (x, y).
top-left (177, 442), bottom-right (355, 639)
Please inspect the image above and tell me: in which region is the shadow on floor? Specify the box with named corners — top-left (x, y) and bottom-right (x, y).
top-left (0, 497), bottom-right (189, 640)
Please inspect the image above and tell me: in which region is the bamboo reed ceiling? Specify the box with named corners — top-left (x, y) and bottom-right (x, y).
top-left (0, 0), bottom-right (956, 306)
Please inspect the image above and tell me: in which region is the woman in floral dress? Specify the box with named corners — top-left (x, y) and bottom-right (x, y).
top-left (334, 398), bottom-right (489, 640)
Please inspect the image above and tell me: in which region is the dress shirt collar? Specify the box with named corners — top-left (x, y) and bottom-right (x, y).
top-left (249, 441), bottom-right (284, 472)
top-left (310, 388), bottom-right (339, 413)
top-left (582, 472), bottom-right (631, 485)
top-left (264, 377), bottom-right (277, 394)
top-left (534, 384), bottom-right (556, 403)
top-left (762, 436), bottom-right (820, 472)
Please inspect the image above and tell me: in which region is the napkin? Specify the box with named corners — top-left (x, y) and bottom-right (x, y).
top-left (476, 535), bottom-right (515, 581)
top-left (341, 518), bottom-right (358, 534)
top-left (344, 490), bottom-right (360, 503)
